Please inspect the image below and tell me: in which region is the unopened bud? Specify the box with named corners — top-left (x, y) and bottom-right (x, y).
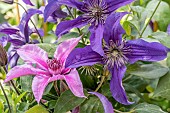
top-left (0, 44), bottom-right (7, 66)
top-left (0, 0), bottom-right (13, 4)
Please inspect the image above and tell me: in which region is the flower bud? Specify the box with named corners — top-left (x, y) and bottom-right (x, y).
top-left (0, 44), bottom-right (7, 66)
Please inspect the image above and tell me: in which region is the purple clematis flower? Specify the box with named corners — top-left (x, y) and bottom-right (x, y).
top-left (55, 0), bottom-right (134, 55)
top-left (0, 9), bottom-right (43, 68)
top-left (65, 12), bottom-right (169, 105)
top-left (4, 37), bottom-right (85, 103)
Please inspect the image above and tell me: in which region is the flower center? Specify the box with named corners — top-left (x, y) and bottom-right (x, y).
top-left (103, 40), bottom-right (128, 68)
top-left (47, 58), bottom-right (63, 75)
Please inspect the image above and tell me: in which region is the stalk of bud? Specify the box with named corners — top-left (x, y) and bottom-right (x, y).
top-left (0, 44), bottom-right (7, 66)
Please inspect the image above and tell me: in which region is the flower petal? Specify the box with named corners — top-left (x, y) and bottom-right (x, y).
top-left (110, 66), bottom-right (133, 105)
top-left (22, 0), bottom-right (34, 6)
top-left (44, 0), bottom-right (67, 22)
top-left (17, 44), bottom-right (48, 70)
top-left (55, 16), bottom-right (88, 37)
top-left (0, 23), bottom-right (19, 35)
top-left (89, 92), bottom-right (114, 113)
top-left (64, 69), bottom-right (85, 98)
top-left (90, 24), bottom-right (104, 56)
top-left (32, 75), bottom-right (50, 103)
top-left (54, 37), bottom-right (81, 63)
top-left (4, 64), bottom-right (47, 82)
top-left (19, 9), bottom-right (42, 43)
top-left (57, 0), bottom-right (83, 10)
top-left (104, 12), bottom-right (127, 45)
top-left (65, 46), bottom-right (103, 68)
top-left (125, 39), bottom-right (168, 64)
top-left (32, 74), bottom-right (65, 103)
top-left (106, 0), bottom-right (134, 12)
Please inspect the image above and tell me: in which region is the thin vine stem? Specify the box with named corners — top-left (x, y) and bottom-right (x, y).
top-left (0, 82), bottom-right (12, 113)
top-left (13, 2), bottom-right (44, 43)
top-left (140, 0), bottom-right (162, 37)
top-left (95, 76), bottom-right (105, 92)
top-left (65, 6), bottom-right (86, 43)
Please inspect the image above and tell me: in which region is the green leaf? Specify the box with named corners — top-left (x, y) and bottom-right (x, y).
top-left (20, 76), bottom-right (33, 92)
top-left (54, 90), bottom-right (86, 113)
top-left (25, 105), bottom-right (49, 113)
top-left (123, 21), bottom-right (132, 36)
top-left (134, 103), bottom-right (166, 113)
top-left (146, 0), bottom-right (170, 31)
top-left (126, 63), bottom-right (169, 79)
top-left (37, 43), bottom-right (57, 58)
top-left (80, 95), bottom-right (104, 113)
top-left (154, 71), bottom-right (170, 100)
top-left (14, 92), bottom-right (27, 105)
top-left (0, 101), bottom-right (4, 113)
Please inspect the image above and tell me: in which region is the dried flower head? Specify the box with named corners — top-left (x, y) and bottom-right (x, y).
top-left (0, 44), bottom-right (7, 66)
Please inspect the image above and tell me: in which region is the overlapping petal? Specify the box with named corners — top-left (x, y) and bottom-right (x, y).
top-left (104, 12), bottom-right (127, 45)
top-left (44, 0), bottom-right (67, 22)
top-left (125, 39), bottom-right (168, 64)
top-left (89, 92), bottom-right (114, 113)
top-left (106, 0), bottom-right (134, 12)
top-left (110, 66), bottom-right (133, 105)
top-left (17, 44), bottom-right (48, 70)
top-left (65, 46), bottom-right (103, 68)
top-left (19, 9), bottom-right (43, 42)
top-left (64, 69), bottom-right (85, 98)
top-left (56, 16), bottom-right (88, 37)
top-left (89, 24), bottom-right (104, 56)
top-left (4, 64), bottom-right (48, 82)
top-left (54, 37), bottom-right (81, 64)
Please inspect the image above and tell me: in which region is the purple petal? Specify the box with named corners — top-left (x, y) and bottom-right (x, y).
top-left (110, 66), bottom-right (134, 105)
top-left (57, 0), bottom-right (83, 10)
top-left (89, 92), bottom-right (114, 113)
top-left (54, 37), bottom-right (81, 64)
top-left (44, 0), bottom-right (67, 22)
top-left (22, 0), bottom-right (34, 6)
top-left (29, 28), bottom-right (44, 37)
top-left (125, 39), bottom-right (168, 64)
top-left (104, 12), bottom-right (127, 44)
top-left (89, 24), bottom-right (104, 56)
top-left (19, 9), bottom-right (43, 42)
top-left (106, 0), bottom-right (134, 12)
top-left (8, 51), bottom-right (19, 68)
top-left (0, 23), bottom-right (19, 35)
top-left (0, 36), bottom-right (8, 47)
top-left (56, 16), bottom-right (88, 37)
top-left (65, 46), bottom-right (103, 68)
top-left (167, 24), bottom-right (170, 35)
top-left (64, 69), bottom-right (85, 98)
top-left (32, 75), bottom-right (50, 103)
top-left (4, 64), bottom-right (48, 82)
top-left (17, 44), bottom-right (48, 70)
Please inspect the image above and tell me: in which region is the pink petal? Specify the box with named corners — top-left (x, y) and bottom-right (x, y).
top-left (17, 44), bottom-right (48, 70)
top-left (64, 69), bottom-right (85, 98)
top-left (32, 75), bottom-right (50, 103)
top-left (32, 75), bottom-right (64, 103)
top-left (54, 37), bottom-right (81, 64)
top-left (4, 64), bottom-right (47, 82)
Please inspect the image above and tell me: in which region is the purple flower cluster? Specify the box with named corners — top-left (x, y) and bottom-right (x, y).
top-left (1, 0), bottom-right (169, 112)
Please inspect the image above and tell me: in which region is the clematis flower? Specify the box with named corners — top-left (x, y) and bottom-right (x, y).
top-left (4, 37), bottom-right (85, 103)
top-left (0, 9), bottom-right (43, 68)
top-left (55, 0), bottom-right (134, 55)
top-left (65, 13), bottom-right (169, 105)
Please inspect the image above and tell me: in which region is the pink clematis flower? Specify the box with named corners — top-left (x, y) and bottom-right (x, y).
top-left (4, 37), bottom-right (85, 103)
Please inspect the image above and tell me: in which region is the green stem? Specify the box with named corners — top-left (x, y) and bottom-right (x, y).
top-left (95, 76), bottom-right (105, 92)
top-left (65, 6), bottom-right (85, 43)
top-left (13, 2), bottom-right (43, 43)
top-left (0, 82), bottom-right (12, 113)
top-left (114, 109), bottom-right (135, 113)
top-left (140, 0), bottom-right (162, 37)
